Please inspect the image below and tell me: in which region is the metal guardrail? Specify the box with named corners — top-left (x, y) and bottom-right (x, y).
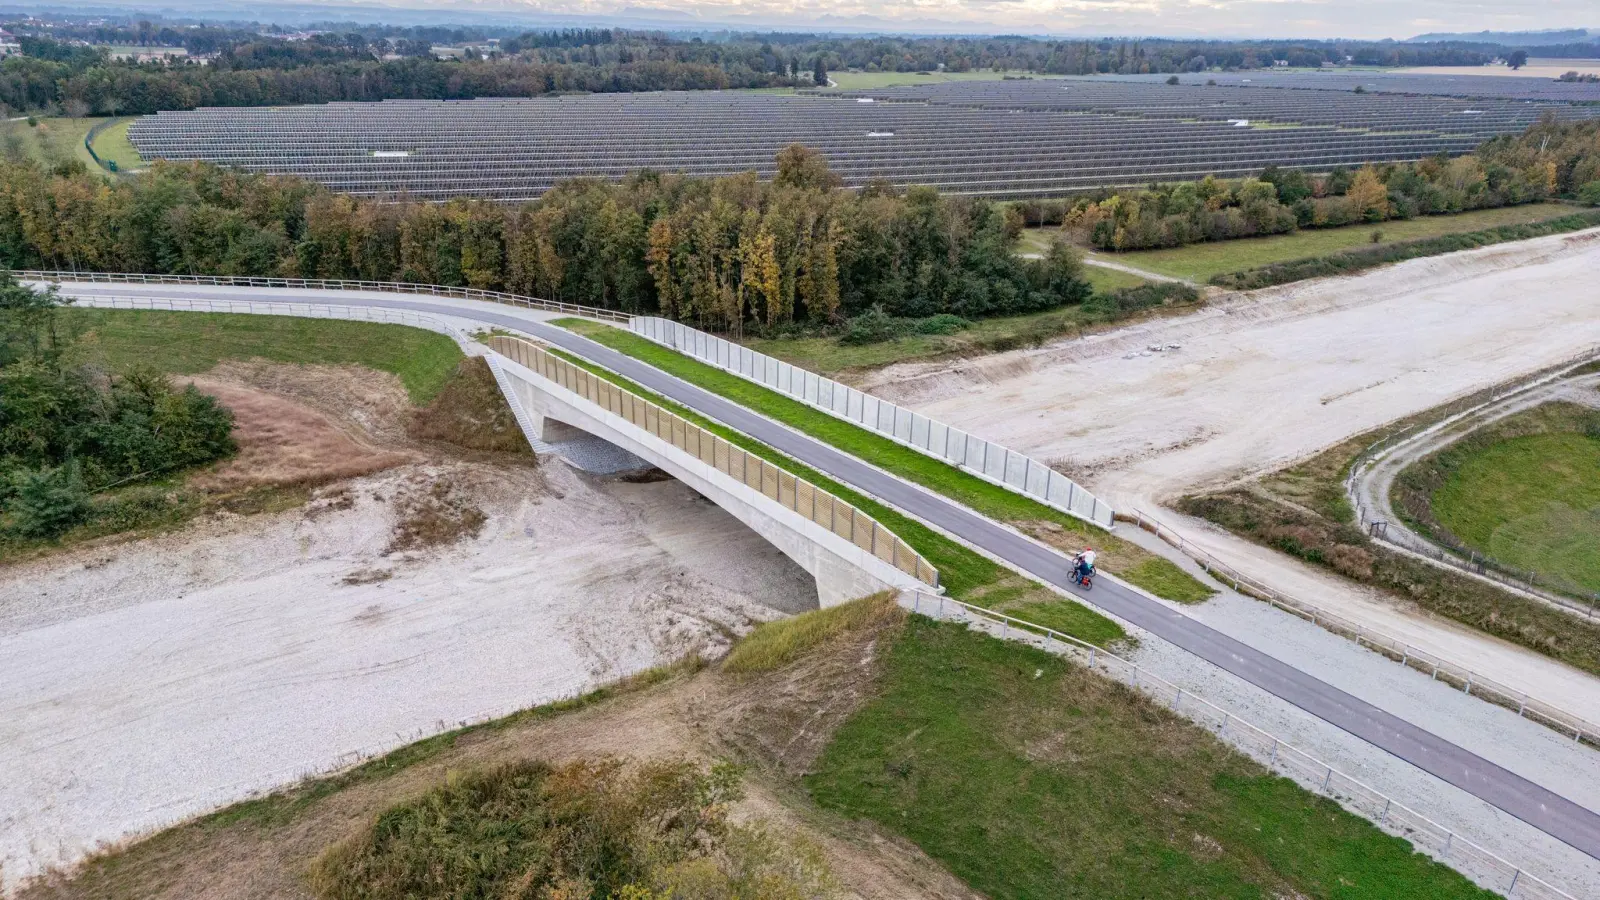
top-left (902, 589), bottom-right (1577, 900)
top-left (489, 335), bottom-right (939, 589)
top-left (630, 315), bottom-right (1116, 529)
top-left (17, 269), bottom-right (631, 323)
top-left (1125, 507), bottom-right (1599, 751)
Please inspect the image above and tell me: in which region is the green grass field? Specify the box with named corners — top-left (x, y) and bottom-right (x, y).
top-left (65, 308), bottom-right (463, 403)
top-left (826, 70), bottom-right (1063, 90)
top-left (1432, 431), bottom-right (1600, 595)
top-left (1099, 202), bottom-right (1578, 283)
top-left (3, 116), bottom-right (146, 173)
top-left (552, 318), bottom-right (1212, 607)
top-left (806, 616), bottom-right (1496, 900)
top-left (90, 119), bottom-right (146, 170)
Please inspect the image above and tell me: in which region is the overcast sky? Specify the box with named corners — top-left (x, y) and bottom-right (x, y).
top-left (471, 0), bottom-right (1596, 40)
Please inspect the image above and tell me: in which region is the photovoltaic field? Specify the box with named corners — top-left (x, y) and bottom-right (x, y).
top-left (127, 74), bottom-right (1600, 201)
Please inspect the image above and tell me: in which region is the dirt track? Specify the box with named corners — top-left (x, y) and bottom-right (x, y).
top-left (860, 228), bottom-right (1600, 707)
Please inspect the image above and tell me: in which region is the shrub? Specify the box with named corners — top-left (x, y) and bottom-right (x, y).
top-left (1166, 75), bottom-right (1180, 85)
top-left (8, 465), bottom-right (90, 538)
top-left (838, 307), bottom-right (907, 345)
top-left (913, 313), bottom-right (970, 335)
top-left (1579, 181), bottom-right (1600, 206)
top-left (1083, 283), bottom-right (1201, 321)
top-left (308, 757), bottom-right (840, 900)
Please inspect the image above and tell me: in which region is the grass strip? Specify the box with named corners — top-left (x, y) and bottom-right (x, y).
top-left (550, 318), bottom-right (1212, 606)
top-left (806, 615), bottom-right (1498, 900)
top-left (543, 346), bottom-right (1129, 646)
top-left (1211, 209), bottom-right (1600, 290)
top-left (64, 308), bottom-right (463, 404)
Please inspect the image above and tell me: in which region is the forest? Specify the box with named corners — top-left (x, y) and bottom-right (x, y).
top-left (0, 19), bottom-right (1527, 118)
top-left (0, 146), bottom-right (1091, 332)
top-left (1062, 119), bottom-right (1600, 251)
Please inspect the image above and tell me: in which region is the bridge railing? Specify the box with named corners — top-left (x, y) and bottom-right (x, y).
top-left (629, 316), bottom-right (1115, 529)
top-left (489, 335), bottom-right (939, 589)
top-left (902, 589), bottom-right (1577, 900)
top-left (16, 269), bottom-right (631, 323)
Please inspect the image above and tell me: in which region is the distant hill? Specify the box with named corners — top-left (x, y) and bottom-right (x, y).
top-left (1407, 29), bottom-right (1597, 46)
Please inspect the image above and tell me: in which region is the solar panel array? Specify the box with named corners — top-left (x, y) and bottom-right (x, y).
top-left (1092, 70), bottom-right (1600, 103)
top-left (127, 76), bottom-right (1600, 202)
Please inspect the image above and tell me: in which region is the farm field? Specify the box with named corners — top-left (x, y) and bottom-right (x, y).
top-left (1066, 202), bottom-right (1579, 283)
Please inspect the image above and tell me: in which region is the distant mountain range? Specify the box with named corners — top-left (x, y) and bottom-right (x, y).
top-left (1407, 29), bottom-right (1598, 46)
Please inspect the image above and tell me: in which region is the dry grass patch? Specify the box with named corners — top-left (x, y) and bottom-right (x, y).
top-left (723, 592), bottom-right (904, 675)
top-left (384, 477), bottom-right (488, 554)
top-left (408, 357), bottom-right (535, 458)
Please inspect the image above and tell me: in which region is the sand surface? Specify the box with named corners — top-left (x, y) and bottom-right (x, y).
top-left (0, 382), bottom-right (816, 892)
top-left (859, 229), bottom-right (1600, 708)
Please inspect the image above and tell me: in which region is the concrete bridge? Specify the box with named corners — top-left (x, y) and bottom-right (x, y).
top-left (486, 334), bottom-right (938, 609)
top-left (24, 275), bottom-right (1600, 890)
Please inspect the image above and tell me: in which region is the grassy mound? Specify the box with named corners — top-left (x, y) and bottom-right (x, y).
top-left (66, 308), bottom-right (462, 404)
top-left (724, 592), bottom-right (904, 674)
top-left (310, 757), bottom-right (839, 900)
top-left (806, 616), bottom-right (1496, 900)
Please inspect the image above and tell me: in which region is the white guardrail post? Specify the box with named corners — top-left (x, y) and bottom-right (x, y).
top-left (628, 316), bottom-right (1116, 530)
top-left (900, 589), bottom-right (1576, 900)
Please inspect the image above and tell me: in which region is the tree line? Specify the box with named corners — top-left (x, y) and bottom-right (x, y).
top-left (0, 20), bottom-right (1557, 118)
top-left (0, 146), bottom-right (1092, 332)
top-left (0, 274), bottom-right (235, 539)
top-left (0, 35), bottom-right (798, 116)
top-left (1063, 118), bottom-right (1600, 251)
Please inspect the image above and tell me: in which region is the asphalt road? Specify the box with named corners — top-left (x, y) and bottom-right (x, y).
top-left (53, 282), bottom-right (1600, 862)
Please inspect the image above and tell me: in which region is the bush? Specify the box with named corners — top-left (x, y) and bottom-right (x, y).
top-left (913, 313), bottom-right (970, 335)
top-left (308, 757), bottom-right (840, 900)
top-left (1083, 283), bottom-right (1201, 321)
top-left (838, 307), bottom-right (908, 345)
top-left (8, 465), bottom-right (90, 538)
top-left (1166, 75), bottom-right (1180, 85)
top-left (1579, 181), bottom-right (1600, 206)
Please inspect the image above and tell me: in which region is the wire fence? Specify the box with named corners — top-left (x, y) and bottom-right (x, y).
top-left (630, 315), bottom-right (1115, 529)
top-left (1123, 507), bottom-right (1599, 750)
top-left (17, 269), bottom-right (630, 323)
top-left (900, 589), bottom-right (1578, 900)
top-left (489, 334), bottom-right (939, 589)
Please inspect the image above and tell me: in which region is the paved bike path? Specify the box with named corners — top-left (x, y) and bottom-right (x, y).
top-left (54, 283), bottom-right (1600, 861)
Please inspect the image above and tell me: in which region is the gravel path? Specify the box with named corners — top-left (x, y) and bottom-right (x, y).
top-left (1348, 370), bottom-right (1600, 616)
